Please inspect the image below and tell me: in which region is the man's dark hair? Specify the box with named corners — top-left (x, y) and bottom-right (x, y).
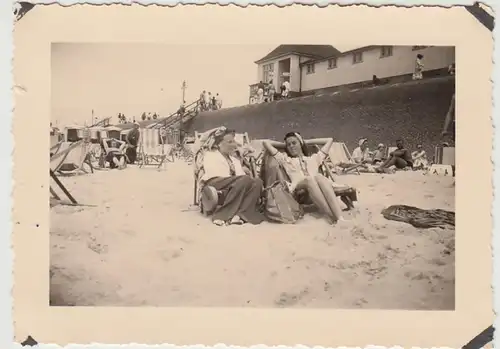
top-left (417, 54), bottom-right (423, 59)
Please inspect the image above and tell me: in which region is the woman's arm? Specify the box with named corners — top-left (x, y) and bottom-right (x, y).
top-left (315, 138), bottom-right (334, 155)
top-left (262, 140), bottom-right (284, 155)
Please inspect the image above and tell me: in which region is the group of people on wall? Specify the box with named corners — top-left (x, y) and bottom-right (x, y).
top-left (251, 80), bottom-right (291, 104)
top-left (199, 91), bottom-right (223, 112)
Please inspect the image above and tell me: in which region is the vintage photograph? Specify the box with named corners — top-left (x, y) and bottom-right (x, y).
top-left (11, 1), bottom-right (495, 345)
top-left (49, 42), bottom-right (456, 309)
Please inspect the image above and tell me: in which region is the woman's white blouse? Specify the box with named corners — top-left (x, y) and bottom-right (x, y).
top-left (274, 151), bottom-right (326, 192)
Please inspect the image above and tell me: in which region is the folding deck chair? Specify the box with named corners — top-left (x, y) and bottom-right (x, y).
top-left (49, 142), bottom-right (96, 207)
top-left (138, 128), bottom-right (166, 169)
top-left (50, 140), bottom-right (94, 175)
top-left (326, 142), bottom-right (360, 175)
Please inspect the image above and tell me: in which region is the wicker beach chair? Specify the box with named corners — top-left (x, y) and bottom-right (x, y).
top-left (192, 129), bottom-right (255, 215)
top-left (138, 128), bottom-right (166, 169)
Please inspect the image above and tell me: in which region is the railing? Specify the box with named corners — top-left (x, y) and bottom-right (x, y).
top-left (90, 117), bottom-right (112, 128)
top-left (148, 99), bottom-right (200, 130)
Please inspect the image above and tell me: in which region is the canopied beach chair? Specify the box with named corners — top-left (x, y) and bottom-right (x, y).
top-left (192, 128), bottom-right (255, 214)
top-left (138, 128), bottom-right (166, 169)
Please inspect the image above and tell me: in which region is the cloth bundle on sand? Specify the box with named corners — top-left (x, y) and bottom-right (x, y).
top-left (382, 205), bottom-right (455, 229)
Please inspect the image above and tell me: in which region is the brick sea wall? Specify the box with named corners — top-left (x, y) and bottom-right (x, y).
top-left (188, 76), bottom-right (455, 157)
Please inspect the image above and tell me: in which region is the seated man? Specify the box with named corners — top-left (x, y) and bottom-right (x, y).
top-left (101, 138), bottom-right (127, 170)
top-left (200, 128), bottom-right (265, 226)
top-left (376, 139), bottom-right (413, 172)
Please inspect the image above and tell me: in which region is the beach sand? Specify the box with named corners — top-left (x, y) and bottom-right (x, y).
top-left (50, 161), bottom-right (455, 309)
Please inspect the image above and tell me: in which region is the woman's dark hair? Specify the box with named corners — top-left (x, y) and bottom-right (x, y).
top-left (417, 54), bottom-right (423, 59)
top-left (284, 132), bottom-right (310, 157)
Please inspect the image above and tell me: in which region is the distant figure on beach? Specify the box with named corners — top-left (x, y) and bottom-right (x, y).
top-left (126, 122), bottom-right (140, 164)
top-left (411, 144), bottom-right (428, 170)
top-left (199, 90), bottom-right (207, 111)
top-left (102, 138), bottom-right (127, 170)
top-left (200, 128), bottom-right (265, 226)
top-left (262, 132), bottom-right (347, 225)
top-left (178, 102), bottom-right (186, 117)
top-left (281, 80), bottom-right (290, 98)
top-left (216, 93), bottom-right (222, 109)
top-left (268, 81), bottom-right (276, 102)
top-left (372, 143), bottom-right (386, 164)
top-left (207, 92), bottom-right (213, 111)
top-left (212, 95), bottom-right (217, 110)
top-left (448, 63), bottom-right (456, 75)
top-left (352, 138), bottom-right (372, 164)
top-left (257, 81), bottom-right (265, 103)
top-left (412, 54), bottom-right (424, 80)
top-left (376, 139), bottom-right (413, 172)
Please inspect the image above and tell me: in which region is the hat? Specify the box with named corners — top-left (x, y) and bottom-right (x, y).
top-left (377, 143), bottom-right (384, 148)
top-left (359, 138), bottom-right (368, 146)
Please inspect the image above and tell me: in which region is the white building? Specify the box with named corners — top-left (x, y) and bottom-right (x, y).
top-left (250, 44), bottom-right (455, 101)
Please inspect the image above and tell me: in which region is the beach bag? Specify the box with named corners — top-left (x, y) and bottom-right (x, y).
top-left (264, 181), bottom-right (303, 224)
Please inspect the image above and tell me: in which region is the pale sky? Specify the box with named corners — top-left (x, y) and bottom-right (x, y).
top-left (51, 43), bottom-right (358, 126)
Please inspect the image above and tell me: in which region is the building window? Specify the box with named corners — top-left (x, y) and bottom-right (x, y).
top-left (380, 46), bottom-right (393, 58)
top-left (352, 52), bottom-right (363, 64)
top-left (263, 63), bottom-right (274, 83)
top-left (327, 58), bottom-right (338, 69)
top-left (306, 63), bottom-right (315, 74)
top-left (412, 45), bottom-right (428, 51)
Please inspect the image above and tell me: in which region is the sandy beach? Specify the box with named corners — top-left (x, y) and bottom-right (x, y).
top-left (50, 161), bottom-right (455, 309)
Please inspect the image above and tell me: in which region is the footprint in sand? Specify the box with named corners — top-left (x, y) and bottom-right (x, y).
top-left (274, 288), bottom-right (309, 307)
top-left (87, 236), bottom-right (108, 254)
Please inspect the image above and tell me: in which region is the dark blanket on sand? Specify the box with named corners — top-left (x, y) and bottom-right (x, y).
top-left (382, 205), bottom-right (455, 229)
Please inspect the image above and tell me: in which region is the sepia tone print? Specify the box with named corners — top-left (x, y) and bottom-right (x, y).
top-left (49, 42), bottom-right (456, 309)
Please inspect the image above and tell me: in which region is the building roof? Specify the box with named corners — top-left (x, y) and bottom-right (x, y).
top-left (255, 45), bottom-right (342, 64)
top-left (299, 45), bottom-right (378, 65)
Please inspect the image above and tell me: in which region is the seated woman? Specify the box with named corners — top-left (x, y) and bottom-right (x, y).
top-left (352, 138), bottom-right (372, 164)
top-left (101, 138), bottom-right (127, 170)
top-left (411, 144), bottom-right (429, 170)
top-left (372, 143), bottom-right (386, 164)
top-left (199, 128), bottom-right (265, 226)
top-left (262, 132), bottom-right (347, 225)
